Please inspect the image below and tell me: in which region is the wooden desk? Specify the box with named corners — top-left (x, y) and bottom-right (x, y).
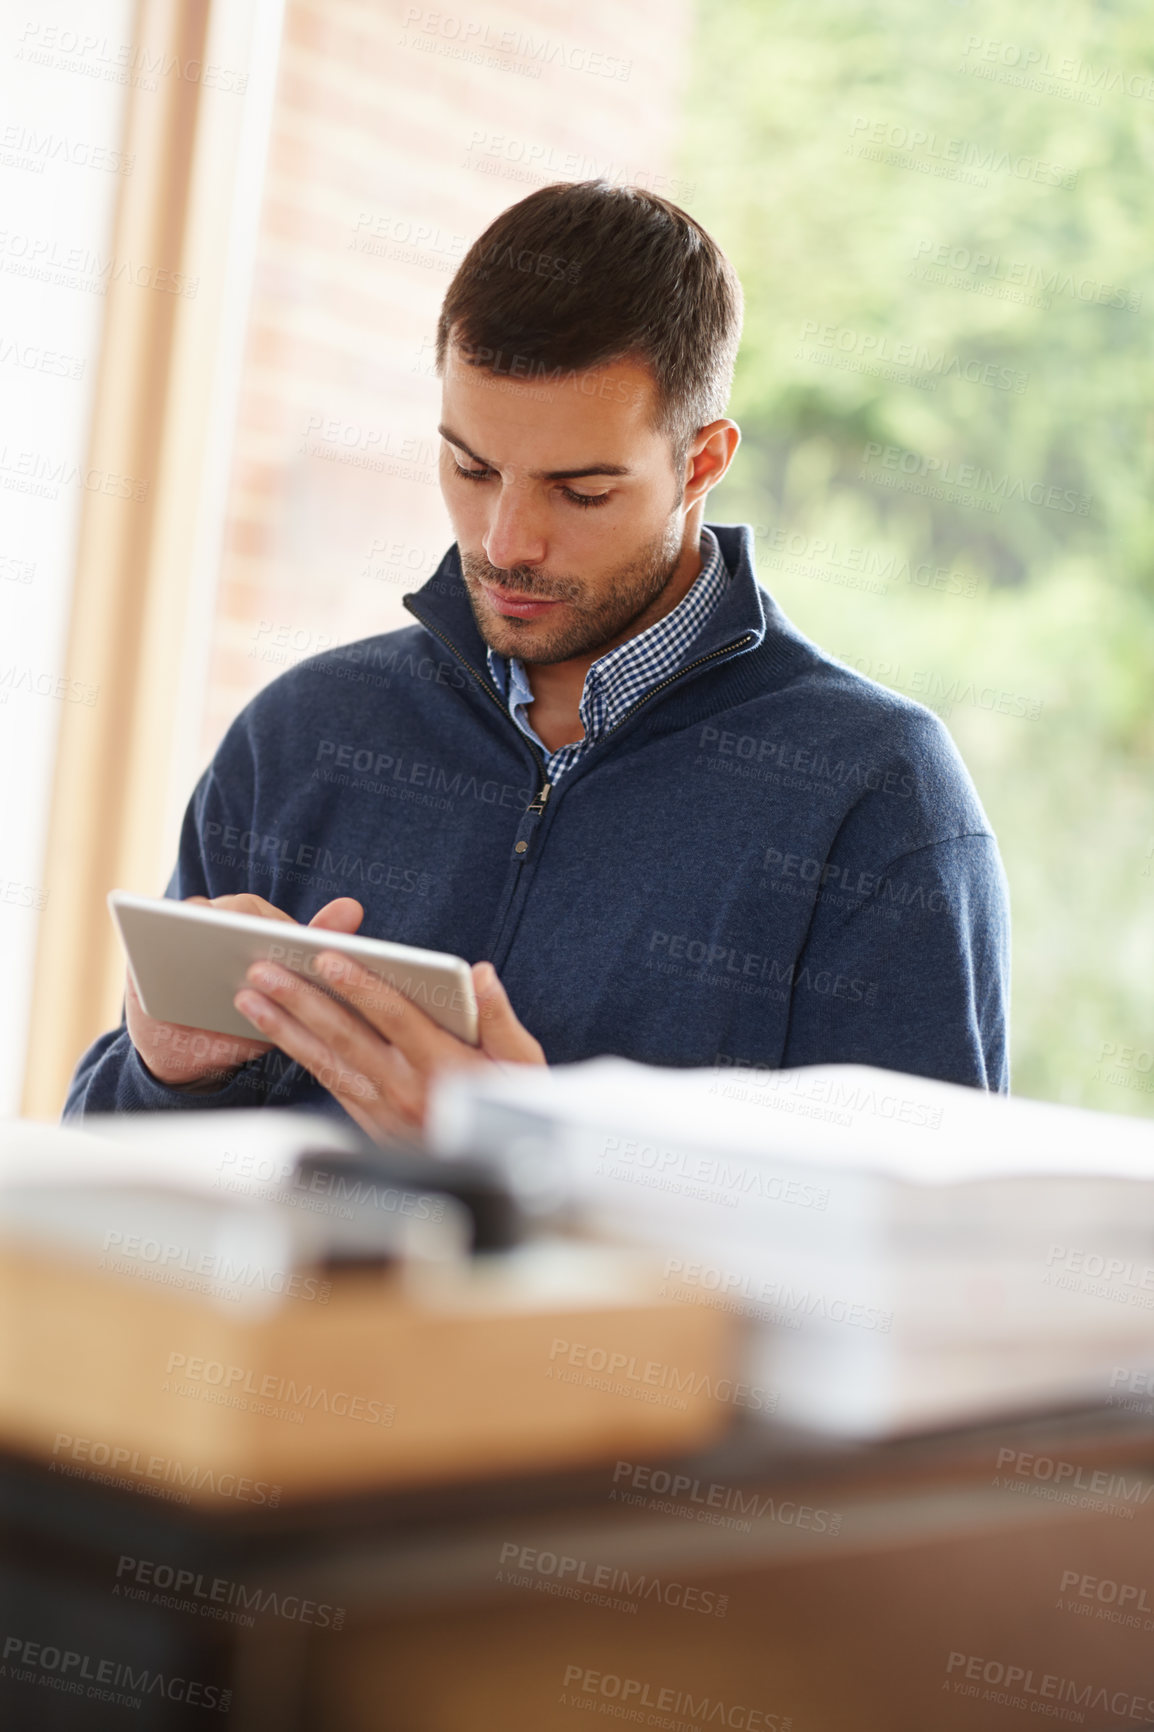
top-left (4, 1403), bottom-right (1154, 1731)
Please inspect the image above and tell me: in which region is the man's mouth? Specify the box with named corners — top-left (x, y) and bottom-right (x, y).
top-left (478, 579), bottom-right (564, 620)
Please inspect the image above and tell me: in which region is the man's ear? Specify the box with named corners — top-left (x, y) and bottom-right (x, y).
top-left (682, 419), bottom-right (741, 507)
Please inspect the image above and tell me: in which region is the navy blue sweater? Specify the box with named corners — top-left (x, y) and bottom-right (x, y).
top-left (64, 524), bottom-right (1010, 1124)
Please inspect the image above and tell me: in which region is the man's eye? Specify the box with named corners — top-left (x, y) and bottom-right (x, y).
top-left (561, 488), bottom-right (611, 508)
top-left (453, 462), bottom-right (492, 482)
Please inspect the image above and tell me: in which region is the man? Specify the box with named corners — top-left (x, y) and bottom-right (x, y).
top-left (65, 181), bottom-right (1010, 1138)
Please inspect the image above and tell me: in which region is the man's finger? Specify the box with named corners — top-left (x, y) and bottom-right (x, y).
top-left (233, 984), bottom-right (376, 1102)
top-left (473, 961), bottom-right (546, 1063)
top-left (308, 897), bottom-right (363, 933)
top-left (310, 950), bottom-right (456, 1068)
top-left (186, 892), bottom-right (297, 924)
top-left (233, 985), bottom-right (418, 1134)
top-left (237, 956), bottom-right (438, 1103)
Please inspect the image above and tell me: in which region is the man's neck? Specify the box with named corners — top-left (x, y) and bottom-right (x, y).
top-left (521, 514), bottom-right (706, 753)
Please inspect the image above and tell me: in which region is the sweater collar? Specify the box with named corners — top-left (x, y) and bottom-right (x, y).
top-left (403, 522), bottom-right (793, 680)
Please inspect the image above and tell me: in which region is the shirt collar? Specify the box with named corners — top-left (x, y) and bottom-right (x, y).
top-left (405, 524), bottom-right (820, 711)
top-left (485, 525), bottom-right (727, 713)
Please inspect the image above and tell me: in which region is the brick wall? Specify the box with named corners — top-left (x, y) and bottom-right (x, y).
top-left (200, 0), bottom-right (693, 762)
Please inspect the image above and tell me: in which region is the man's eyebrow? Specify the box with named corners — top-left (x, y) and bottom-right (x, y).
top-left (437, 424), bottom-right (632, 481)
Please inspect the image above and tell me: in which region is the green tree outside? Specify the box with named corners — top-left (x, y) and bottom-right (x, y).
top-left (681, 0), bottom-right (1154, 1111)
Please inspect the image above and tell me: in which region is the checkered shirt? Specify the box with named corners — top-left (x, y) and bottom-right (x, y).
top-left (485, 526), bottom-right (728, 784)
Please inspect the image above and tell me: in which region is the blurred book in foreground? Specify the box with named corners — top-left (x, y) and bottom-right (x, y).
top-left (429, 1060), bottom-right (1154, 1438)
top-left (0, 1111), bottom-right (735, 1494)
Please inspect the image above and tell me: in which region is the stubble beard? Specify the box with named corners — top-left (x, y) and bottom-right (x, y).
top-left (460, 513), bottom-right (685, 666)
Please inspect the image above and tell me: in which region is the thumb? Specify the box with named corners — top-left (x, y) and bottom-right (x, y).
top-left (309, 897), bottom-right (364, 933)
top-left (472, 961), bottom-right (545, 1064)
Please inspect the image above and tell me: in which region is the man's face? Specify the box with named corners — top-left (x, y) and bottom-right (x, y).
top-left (438, 348), bottom-right (686, 665)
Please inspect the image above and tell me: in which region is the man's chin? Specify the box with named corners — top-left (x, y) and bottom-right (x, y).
top-left (481, 622), bottom-right (576, 665)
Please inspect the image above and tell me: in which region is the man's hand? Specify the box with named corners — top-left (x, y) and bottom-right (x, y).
top-left (232, 949), bottom-right (545, 1139)
top-left (125, 894), bottom-right (364, 1089)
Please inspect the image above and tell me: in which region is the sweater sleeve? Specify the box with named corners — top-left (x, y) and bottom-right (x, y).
top-left (62, 729), bottom-right (305, 1121)
top-left (779, 833), bottom-right (1011, 1091)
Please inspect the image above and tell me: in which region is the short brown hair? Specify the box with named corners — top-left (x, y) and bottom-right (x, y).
top-left (436, 181), bottom-right (743, 458)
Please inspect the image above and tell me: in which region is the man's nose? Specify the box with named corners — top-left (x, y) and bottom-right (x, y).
top-left (483, 487), bottom-right (548, 571)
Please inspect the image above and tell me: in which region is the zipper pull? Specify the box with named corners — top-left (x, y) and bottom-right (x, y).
top-left (526, 779), bottom-right (552, 817)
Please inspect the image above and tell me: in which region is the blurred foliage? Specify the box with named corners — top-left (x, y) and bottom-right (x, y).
top-left (680, 0), bottom-right (1154, 1113)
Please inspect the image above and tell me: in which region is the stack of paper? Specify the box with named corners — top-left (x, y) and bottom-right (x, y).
top-left (428, 1060), bottom-right (1154, 1436)
top-left (0, 1113), bottom-right (738, 1490)
top-left (0, 1111), bottom-right (462, 1313)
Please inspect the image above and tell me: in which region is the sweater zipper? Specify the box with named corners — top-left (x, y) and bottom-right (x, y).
top-left (597, 633), bottom-right (757, 740)
top-left (403, 601), bottom-right (553, 819)
top-left (406, 597), bottom-right (754, 831)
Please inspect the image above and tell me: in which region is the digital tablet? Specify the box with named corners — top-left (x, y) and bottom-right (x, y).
top-left (108, 891), bottom-right (478, 1045)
